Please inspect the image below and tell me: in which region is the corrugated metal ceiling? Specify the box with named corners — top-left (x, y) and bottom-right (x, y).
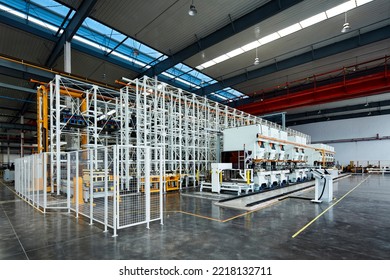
top-left (185, 0), bottom-right (389, 81)
top-left (0, 23), bottom-right (55, 66)
top-left (90, 0), bottom-right (269, 54)
top-left (234, 38), bottom-right (390, 95)
top-left (54, 50), bottom-right (139, 86)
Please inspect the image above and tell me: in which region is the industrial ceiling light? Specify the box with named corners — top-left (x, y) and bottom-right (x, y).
top-left (341, 12), bottom-right (351, 33)
top-left (254, 47), bottom-right (259, 65)
top-left (188, 0), bottom-right (197, 16)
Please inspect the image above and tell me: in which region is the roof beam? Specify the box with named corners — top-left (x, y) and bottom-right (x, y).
top-left (0, 58), bottom-right (54, 82)
top-left (0, 105), bottom-right (35, 114)
top-left (195, 25), bottom-right (390, 98)
top-left (287, 108), bottom-right (390, 126)
top-left (45, 0), bottom-right (97, 68)
top-left (0, 82), bottom-right (36, 94)
top-left (0, 122), bottom-right (36, 131)
top-left (287, 100), bottom-right (390, 121)
top-left (140, 0), bottom-right (304, 77)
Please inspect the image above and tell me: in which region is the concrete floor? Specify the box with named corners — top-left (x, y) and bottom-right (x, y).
top-left (0, 174), bottom-right (389, 260)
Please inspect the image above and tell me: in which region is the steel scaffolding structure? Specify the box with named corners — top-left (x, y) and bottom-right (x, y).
top-left (49, 75), bottom-right (120, 195)
top-left (120, 75), bottom-right (311, 189)
top-left (42, 74), bottom-right (313, 193)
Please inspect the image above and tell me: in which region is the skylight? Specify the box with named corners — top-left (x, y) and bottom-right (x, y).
top-left (1, 0), bottom-right (246, 101)
top-left (196, 0), bottom-right (374, 70)
top-left (30, 0), bottom-right (71, 17)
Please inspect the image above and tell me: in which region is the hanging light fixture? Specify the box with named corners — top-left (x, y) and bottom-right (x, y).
top-left (254, 47), bottom-right (259, 65)
top-left (188, 0), bottom-right (197, 16)
top-left (341, 12), bottom-right (351, 33)
top-left (364, 97), bottom-right (369, 106)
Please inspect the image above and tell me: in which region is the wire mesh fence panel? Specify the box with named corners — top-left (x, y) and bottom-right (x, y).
top-left (87, 146), bottom-right (115, 228)
top-left (32, 153), bottom-right (45, 209)
top-left (116, 145), bottom-right (163, 230)
top-left (150, 147), bottom-right (163, 222)
top-left (14, 153), bottom-right (50, 211)
top-left (14, 145), bottom-right (163, 236)
top-left (70, 149), bottom-right (91, 219)
top-left (45, 152), bottom-right (68, 209)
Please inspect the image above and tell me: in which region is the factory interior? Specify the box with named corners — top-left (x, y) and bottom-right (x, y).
top-left (0, 0), bottom-right (390, 264)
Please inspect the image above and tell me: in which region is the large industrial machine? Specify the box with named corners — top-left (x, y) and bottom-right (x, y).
top-left (201, 124), bottom-right (335, 194)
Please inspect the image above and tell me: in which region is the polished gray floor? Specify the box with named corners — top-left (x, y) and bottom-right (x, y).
top-left (1, 174), bottom-right (389, 260)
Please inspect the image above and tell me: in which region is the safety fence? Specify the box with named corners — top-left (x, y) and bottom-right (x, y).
top-left (14, 145), bottom-right (163, 236)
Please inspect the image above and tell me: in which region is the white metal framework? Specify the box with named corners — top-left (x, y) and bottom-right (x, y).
top-left (119, 75), bottom-right (312, 188)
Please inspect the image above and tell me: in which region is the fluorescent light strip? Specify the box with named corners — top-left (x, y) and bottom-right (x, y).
top-left (258, 32), bottom-right (280, 45)
top-left (356, 0), bottom-right (373, 6)
top-left (278, 23), bottom-right (302, 37)
top-left (300, 12), bottom-right (327, 28)
top-left (241, 40), bottom-right (261, 51)
top-left (213, 54), bottom-right (230, 63)
top-left (226, 48), bottom-right (245, 57)
top-left (196, 0), bottom-right (373, 70)
top-left (326, 0), bottom-right (356, 18)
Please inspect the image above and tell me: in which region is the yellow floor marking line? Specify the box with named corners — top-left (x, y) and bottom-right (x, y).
top-left (166, 198), bottom-right (282, 223)
top-left (177, 210), bottom-right (222, 222)
top-left (292, 175), bottom-right (371, 239)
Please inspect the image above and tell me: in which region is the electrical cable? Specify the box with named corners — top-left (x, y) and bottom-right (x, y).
top-left (318, 176), bottom-right (326, 200)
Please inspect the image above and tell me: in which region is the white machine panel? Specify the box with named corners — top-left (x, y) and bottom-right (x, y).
top-left (223, 124), bottom-right (261, 152)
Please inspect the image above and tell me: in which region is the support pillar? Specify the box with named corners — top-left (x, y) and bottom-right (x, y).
top-left (20, 116), bottom-right (24, 158)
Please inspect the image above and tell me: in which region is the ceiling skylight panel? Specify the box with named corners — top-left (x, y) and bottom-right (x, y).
top-left (73, 35), bottom-right (109, 52)
top-left (176, 77), bottom-right (199, 88)
top-left (161, 72), bottom-right (175, 79)
top-left (175, 63), bottom-right (193, 73)
top-left (226, 88), bottom-right (244, 97)
top-left (300, 12), bottom-right (327, 28)
top-left (30, 0), bottom-right (71, 16)
top-left (0, 4), bottom-right (27, 19)
top-left (28, 16), bottom-right (59, 32)
top-left (326, 0), bottom-right (356, 18)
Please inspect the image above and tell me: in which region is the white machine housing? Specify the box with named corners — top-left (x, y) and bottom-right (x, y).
top-left (311, 169), bottom-right (333, 203)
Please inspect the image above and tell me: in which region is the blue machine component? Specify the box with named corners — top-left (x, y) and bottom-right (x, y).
top-left (61, 110), bottom-right (88, 128)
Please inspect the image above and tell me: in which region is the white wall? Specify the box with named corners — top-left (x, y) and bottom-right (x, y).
top-left (0, 153), bottom-right (19, 166)
top-left (291, 115), bottom-right (390, 166)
